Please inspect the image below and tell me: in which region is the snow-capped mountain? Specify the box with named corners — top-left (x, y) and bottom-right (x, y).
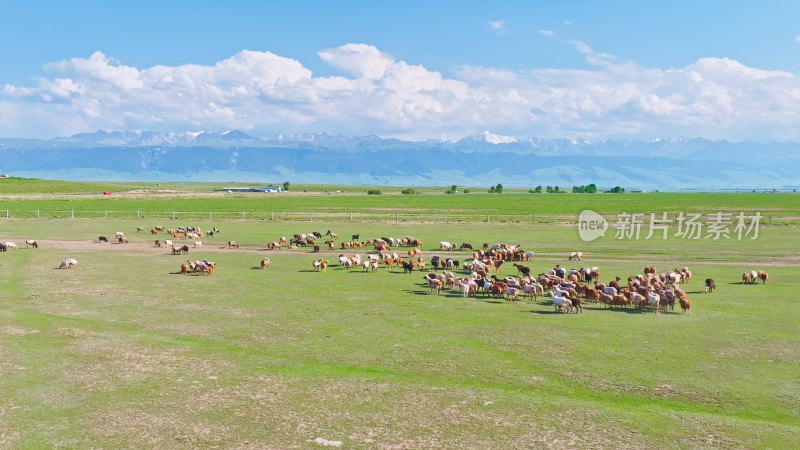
top-left (0, 130), bottom-right (798, 189)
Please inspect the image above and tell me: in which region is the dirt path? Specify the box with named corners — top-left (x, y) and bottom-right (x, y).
top-left (26, 239), bottom-right (800, 268)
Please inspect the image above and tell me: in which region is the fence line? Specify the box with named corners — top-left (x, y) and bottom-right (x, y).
top-left (0, 209), bottom-right (796, 225)
top-left (0, 209), bottom-right (558, 224)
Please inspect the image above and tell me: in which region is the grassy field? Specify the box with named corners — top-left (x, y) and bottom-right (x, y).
top-left (0, 187), bottom-right (798, 447)
top-left (2, 178), bottom-right (799, 226)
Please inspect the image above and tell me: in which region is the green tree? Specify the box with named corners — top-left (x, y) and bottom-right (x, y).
top-left (609, 186), bottom-right (625, 193)
top-left (554, 186), bottom-right (560, 193)
top-left (450, 184), bottom-right (458, 193)
top-left (546, 186), bottom-right (553, 193)
top-left (586, 183), bottom-right (597, 193)
top-left (495, 183), bottom-right (503, 193)
top-left (534, 185), bottom-right (542, 193)
top-left (488, 186), bottom-right (496, 193)
top-left (282, 181), bottom-right (290, 191)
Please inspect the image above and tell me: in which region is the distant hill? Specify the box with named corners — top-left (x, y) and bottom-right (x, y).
top-left (0, 130), bottom-right (798, 189)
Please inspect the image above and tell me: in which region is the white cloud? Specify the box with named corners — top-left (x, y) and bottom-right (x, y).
top-left (795, 35), bottom-right (800, 43)
top-left (2, 43), bottom-right (800, 141)
top-left (318, 43), bottom-right (393, 79)
top-left (47, 51), bottom-right (143, 90)
top-left (489, 21), bottom-right (506, 34)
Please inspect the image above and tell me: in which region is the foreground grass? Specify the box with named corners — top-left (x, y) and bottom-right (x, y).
top-left (0, 218), bottom-right (798, 447)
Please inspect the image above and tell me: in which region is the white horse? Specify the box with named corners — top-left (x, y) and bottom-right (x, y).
top-left (549, 292), bottom-right (573, 313)
top-left (58, 258), bottom-right (78, 269)
top-left (568, 251), bottom-right (583, 261)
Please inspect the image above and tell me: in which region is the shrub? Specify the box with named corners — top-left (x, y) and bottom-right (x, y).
top-left (401, 188), bottom-right (416, 195)
top-left (367, 189), bottom-right (382, 195)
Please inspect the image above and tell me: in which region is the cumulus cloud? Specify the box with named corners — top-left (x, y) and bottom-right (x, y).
top-left (1, 42), bottom-right (800, 141)
top-left (318, 43), bottom-right (393, 79)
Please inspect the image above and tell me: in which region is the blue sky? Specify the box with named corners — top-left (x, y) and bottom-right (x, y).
top-left (2, 1), bottom-right (800, 141)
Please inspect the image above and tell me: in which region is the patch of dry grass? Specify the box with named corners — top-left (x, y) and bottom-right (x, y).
top-left (0, 325), bottom-right (40, 336)
top-left (87, 409), bottom-right (233, 448)
top-left (59, 331), bottom-right (231, 391)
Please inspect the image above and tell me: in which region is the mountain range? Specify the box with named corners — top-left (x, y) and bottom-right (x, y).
top-left (0, 130), bottom-right (798, 190)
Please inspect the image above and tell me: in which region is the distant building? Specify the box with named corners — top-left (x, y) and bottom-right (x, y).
top-left (220, 185), bottom-right (282, 193)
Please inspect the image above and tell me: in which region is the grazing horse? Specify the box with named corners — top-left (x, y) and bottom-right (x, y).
top-left (58, 258), bottom-right (78, 269)
top-left (351, 234), bottom-right (360, 241)
top-left (98, 236), bottom-right (108, 243)
top-left (704, 278), bottom-right (716, 293)
top-left (513, 263), bottom-right (531, 277)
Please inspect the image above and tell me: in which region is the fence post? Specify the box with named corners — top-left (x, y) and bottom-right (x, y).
top-left (209, 212), bottom-right (212, 220)
top-left (137, 210), bottom-right (140, 219)
top-left (532, 214), bottom-right (535, 223)
top-left (487, 214), bottom-right (490, 223)
top-left (350, 212), bottom-right (353, 221)
top-left (242, 211), bottom-right (245, 220)
top-left (72, 210), bottom-right (75, 219)
top-left (270, 212), bottom-right (274, 221)
top-left (37, 210), bottom-right (40, 218)
top-left (172, 211), bottom-right (175, 220)
top-left (5, 210), bottom-right (7, 218)
top-left (396, 213), bottom-right (398, 222)
top-left (310, 213), bottom-right (313, 222)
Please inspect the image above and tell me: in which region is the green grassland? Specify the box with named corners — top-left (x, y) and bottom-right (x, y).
top-left (0, 185), bottom-right (798, 447)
